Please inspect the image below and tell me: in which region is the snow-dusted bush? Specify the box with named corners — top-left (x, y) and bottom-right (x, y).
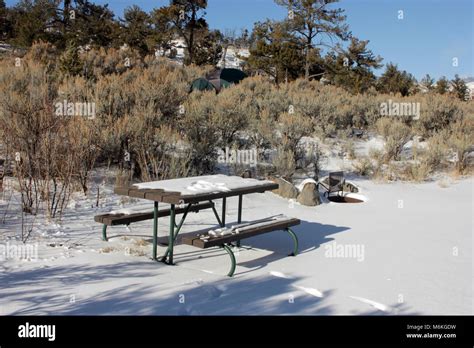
top-left (376, 117), bottom-right (412, 162)
top-left (416, 94), bottom-right (463, 137)
top-left (0, 58), bottom-right (95, 220)
top-left (180, 92), bottom-right (221, 174)
top-left (447, 120), bottom-right (474, 174)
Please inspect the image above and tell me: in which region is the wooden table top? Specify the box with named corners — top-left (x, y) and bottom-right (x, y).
top-left (114, 175), bottom-right (278, 204)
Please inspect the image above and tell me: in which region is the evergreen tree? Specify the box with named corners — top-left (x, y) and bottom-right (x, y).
top-left (149, 6), bottom-right (176, 56)
top-left (420, 74), bottom-right (434, 91)
top-left (246, 20), bottom-right (305, 84)
top-left (0, 0), bottom-right (13, 40)
top-left (377, 63), bottom-right (416, 96)
top-left (66, 0), bottom-right (119, 48)
top-left (325, 37), bottom-right (382, 93)
top-left (275, 0), bottom-right (350, 79)
top-left (162, 0), bottom-right (208, 65)
top-left (435, 76), bottom-right (449, 95)
top-left (451, 74), bottom-right (469, 101)
top-left (59, 40), bottom-right (81, 75)
top-left (120, 5), bottom-right (151, 55)
top-left (10, 0), bottom-right (61, 47)
top-left (193, 29), bottom-right (222, 66)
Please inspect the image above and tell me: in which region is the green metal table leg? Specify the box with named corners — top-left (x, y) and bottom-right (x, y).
top-left (152, 201), bottom-right (158, 260)
top-left (210, 200), bottom-right (223, 226)
top-left (102, 225), bottom-right (108, 241)
top-left (286, 228), bottom-right (299, 256)
top-left (222, 244), bottom-right (236, 277)
top-left (236, 195), bottom-right (242, 247)
top-left (161, 203), bottom-right (192, 262)
top-left (221, 197), bottom-right (226, 227)
top-left (237, 194), bottom-right (242, 223)
top-left (168, 204), bottom-right (176, 265)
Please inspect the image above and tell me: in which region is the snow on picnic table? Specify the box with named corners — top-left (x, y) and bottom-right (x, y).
top-left (133, 174), bottom-right (275, 196)
top-left (0, 171), bottom-right (472, 315)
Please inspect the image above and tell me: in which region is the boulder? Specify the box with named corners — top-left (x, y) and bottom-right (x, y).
top-left (241, 169), bottom-right (253, 178)
top-left (271, 177), bottom-right (299, 199)
top-left (297, 182), bottom-right (321, 206)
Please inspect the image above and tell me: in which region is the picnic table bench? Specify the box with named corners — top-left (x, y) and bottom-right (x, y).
top-left (182, 215), bottom-right (300, 276)
top-left (94, 201), bottom-right (214, 241)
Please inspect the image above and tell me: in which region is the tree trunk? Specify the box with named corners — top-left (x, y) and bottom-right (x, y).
top-left (304, 38), bottom-right (311, 80)
top-left (187, 7), bottom-right (196, 65)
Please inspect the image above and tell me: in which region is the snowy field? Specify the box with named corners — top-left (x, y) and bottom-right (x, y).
top-left (0, 169), bottom-right (472, 315)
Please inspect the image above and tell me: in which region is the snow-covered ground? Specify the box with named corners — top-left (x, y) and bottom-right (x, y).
top-left (0, 166), bottom-right (471, 315)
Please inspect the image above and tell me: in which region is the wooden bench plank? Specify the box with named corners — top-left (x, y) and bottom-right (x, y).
top-left (182, 217), bottom-right (300, 249)
top-left (94, 202), bottom-right (214, 226)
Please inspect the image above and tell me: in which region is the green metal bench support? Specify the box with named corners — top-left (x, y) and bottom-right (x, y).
top-left (210, 200), bottom-right (223, 227)
top-left (167, 204), bottom-right (176, 265)
top-left (221, 197), bottom-right (226, 226)
top-left (286, 227), bottom-right (299, 256)
top-left (102, 225), bottom-right (108, 242)
top-left (221, 244), bottom-right (236, 277)
top-left (152, 201), bottom-right (159, 260)
top-left (236, 194), bottom-right (242, 248)
top-left (161, 203), bottom-right (193, 263)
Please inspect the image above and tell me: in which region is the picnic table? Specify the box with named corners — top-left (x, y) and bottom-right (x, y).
top-left (112, 175), bottom-right (279, 266)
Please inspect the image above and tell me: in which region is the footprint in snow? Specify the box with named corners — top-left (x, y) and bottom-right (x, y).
top-left (349, 296), bottom-right (392, 313)
top-left (203, 285), bottom-right (225, 299)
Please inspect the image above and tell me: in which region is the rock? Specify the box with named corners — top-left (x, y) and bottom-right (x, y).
top-left (297, 182), bottom-right (321, 206)
top-left (241, 169), bottom-right (253, 178)
top-left (271, 177), bottom-right (299, 199)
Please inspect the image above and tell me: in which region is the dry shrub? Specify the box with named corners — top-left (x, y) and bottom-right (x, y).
top-left (447, 120), bottom-right (474, 174)
top-left (131, 124), bottom-right (191, 182)
top-left (368, 148), bottom-right (385, 179)
top-left (181, 92), bottom-right (221, 174)
top-left (277, 112), bottom-right (313, 163)
top-left (423, 132), bottom-right (448, 171)
top-left (0, 59), bottom-right (94, 218)
top-left (416, 94), bottom-right (463, 137)
top-left (212, 86), bottom-right (256, 149)
top-left (376, 117), bottom-right (412, 162)
top-left (80, 47), bottom-right (144, 79)
top-left (272, 147), bottom-right (296, 180)
top-left (352, 157), bottom-right (374, 177)
top-left (399, 162), bottom-right (432, 182)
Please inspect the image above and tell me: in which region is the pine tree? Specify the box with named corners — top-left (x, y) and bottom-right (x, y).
top-left (435, 76), bottom-right (449, 95)
top-left (377, 63), bottom-right (416, 96)
top-left (246, 20), bottom-right (305, 84)
top-left (451, 74), bottom-right (469, 101)
top-left (65, 0), bottom-right (119, 48)
top-left (10, 0), bottom-right (61, 47)
top-left (120, 5), bottom-right (151, 56)
top-left (192, 29), bottom-right (222, 66)
top-left (325, 37), bottom-right (382, 93)
top-left (163, 0), bottom-right (208, 65)
top-left (59, 40), bottom-right (81, 76)
top-left (420, 74), bottom-right (435, 92)
top-left (149, 6), bottom-right (176, 56)
top-left (275, 0), bottom-right (349, 79)
top-left (0, 0), bottom-right (12, 41)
